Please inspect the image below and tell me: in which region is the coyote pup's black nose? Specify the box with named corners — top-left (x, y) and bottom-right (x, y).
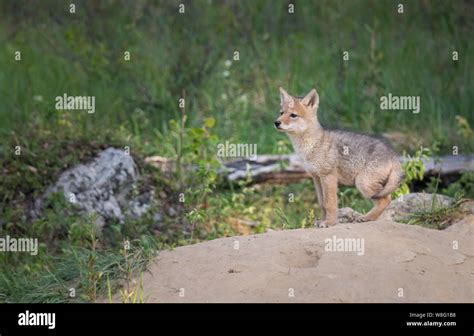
top-left (274, 121), bottom-right (281, 127)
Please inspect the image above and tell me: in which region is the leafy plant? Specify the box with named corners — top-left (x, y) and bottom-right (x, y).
top-left (394, 147), bottom-right (431, 198)
top-left (455, 116), bottom-right (474, 141)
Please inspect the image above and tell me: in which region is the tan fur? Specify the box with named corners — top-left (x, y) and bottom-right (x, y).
top-left (275, 87), bottom-right (404, 227)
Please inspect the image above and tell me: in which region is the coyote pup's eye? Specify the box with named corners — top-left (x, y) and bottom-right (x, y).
top-left (279, 111), bottom-right (284, 115)
top-left (290, 113), bottom-right (298, 119)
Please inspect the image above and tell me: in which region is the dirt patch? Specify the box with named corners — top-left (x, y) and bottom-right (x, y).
top-left (112, 214), bottom-right (473, 303)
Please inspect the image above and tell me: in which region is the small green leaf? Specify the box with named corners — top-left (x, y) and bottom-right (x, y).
top-left (204, 117), bottom-right (216, 129)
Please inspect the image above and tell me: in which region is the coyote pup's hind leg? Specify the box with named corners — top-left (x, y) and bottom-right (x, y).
top-left (355, 172), bottom-right (393, 222)
top-left (357, 195), bottom-right (391, 222)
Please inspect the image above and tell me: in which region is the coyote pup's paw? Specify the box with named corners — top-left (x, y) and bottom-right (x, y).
top-left (316, 220), bottom-right (327, 228)
top-left (314, 219), bottom-right (335, 228)
top-left (355, 215), bottom-right (370, 223)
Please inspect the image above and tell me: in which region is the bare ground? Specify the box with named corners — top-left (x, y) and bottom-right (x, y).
top-left (123, 214), bottom-right (473, 303)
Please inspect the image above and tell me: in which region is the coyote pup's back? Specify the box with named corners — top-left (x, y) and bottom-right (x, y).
top-left (328, 130), bottom-right (403, 197)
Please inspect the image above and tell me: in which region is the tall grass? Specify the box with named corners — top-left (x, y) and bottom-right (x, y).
top-left (0, 0), bottom-right (472, 153)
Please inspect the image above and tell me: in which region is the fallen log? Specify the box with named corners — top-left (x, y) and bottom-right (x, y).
top-left (145, 154), bottom-right (474, 184)
top-left (221, 154), bottom-right (474, 184)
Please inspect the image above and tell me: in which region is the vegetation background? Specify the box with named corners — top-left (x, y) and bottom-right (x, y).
top-left (0, 0), bottom-right (472, 302)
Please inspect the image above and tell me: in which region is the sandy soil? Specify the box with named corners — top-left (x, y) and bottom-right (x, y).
top-left (124, 215), bottom-right (473, 303)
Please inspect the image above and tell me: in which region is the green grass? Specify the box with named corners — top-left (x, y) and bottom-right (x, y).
top-left (0, 127), bottom-right (173, 303)
top-left (0, 0), bottom-right (472, 154)
top-left (0, 236), bottom-right (158, 303)
top-left (0, 215), bottom-right (165, 303)
top-left (404, 194), bottom-right (465, 230)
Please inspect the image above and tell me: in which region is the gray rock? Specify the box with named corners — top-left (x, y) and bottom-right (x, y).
top-left (126, 191), bottom-right (155, 220)
top-left (337, 207), bottom-right (363, 223)
top-left (33, 147), bottom-right (159, 225)
top-left (381, 193), bottom-right (454, 222)
top-left (459, 200), bottom-right (474, 214)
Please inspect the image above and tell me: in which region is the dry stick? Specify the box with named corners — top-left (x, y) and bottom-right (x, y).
top-left (189, 220), bottom-right (196, 245)
top-left (177, 89), bottom-right (195, 244)
top-left (177, 89), bottom-right (187, 189)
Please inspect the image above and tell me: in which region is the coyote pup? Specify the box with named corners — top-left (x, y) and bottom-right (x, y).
top-left (275, 87), bottom-right (404, 228)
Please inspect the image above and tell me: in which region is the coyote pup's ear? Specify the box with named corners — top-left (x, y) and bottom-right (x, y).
top-left (279, 87), bottom-right (291, 105)
top-left (301, 89), bottom-right (319, 110)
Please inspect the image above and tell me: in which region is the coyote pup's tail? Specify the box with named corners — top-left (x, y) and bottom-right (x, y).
top-left (372, 160), bottom-right (404, 199)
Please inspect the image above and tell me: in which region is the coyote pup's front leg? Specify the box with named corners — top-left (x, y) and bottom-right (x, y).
top-left (312, 176), bottom-right (325, 222)
top-left (317, 174), bottom-right (338, 228)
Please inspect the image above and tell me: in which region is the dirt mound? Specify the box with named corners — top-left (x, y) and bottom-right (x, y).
top-left (130, 214), bottom-right (473, 303)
